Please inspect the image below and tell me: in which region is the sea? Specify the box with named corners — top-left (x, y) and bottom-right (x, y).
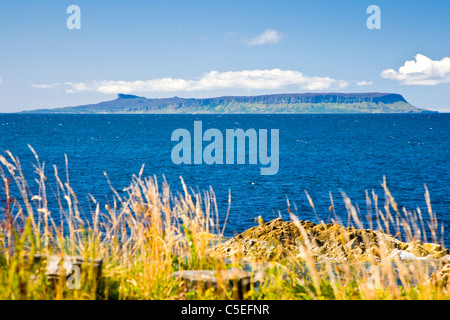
top-left (0, 113), bottom-right (449, 245)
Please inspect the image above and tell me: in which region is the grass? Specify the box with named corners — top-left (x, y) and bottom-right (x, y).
top-left (0, 146), bottom-right (449, 300)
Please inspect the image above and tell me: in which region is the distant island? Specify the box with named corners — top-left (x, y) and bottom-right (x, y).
top-left (22, 92), bottom-right (435, 114)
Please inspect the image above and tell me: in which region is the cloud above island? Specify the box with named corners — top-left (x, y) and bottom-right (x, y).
top-left (356, 80), bottom-right (373, 86)
top-left (32, 69), bottom-right (349, 94)
top-left (381, 54), bottom-right (450, 85)
top-left (246, 29), bottom-right (284, 46)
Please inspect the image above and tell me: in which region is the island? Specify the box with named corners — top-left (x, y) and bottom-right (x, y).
top-left (22, 92), bottom-right (434, 114)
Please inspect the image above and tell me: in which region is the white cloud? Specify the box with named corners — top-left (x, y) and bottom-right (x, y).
top-left (31, 84), bottom-right (57, 89)
top-left (381, 54), bottom-right (450, 85)
top-left (356, 80), bottom-right (373, 86)
top-left (246, 29), bottom-right (284, 46)
top-left (32, 69), bottom-right (349, 94)
top-left (0, 77), bottom-right (2, 84)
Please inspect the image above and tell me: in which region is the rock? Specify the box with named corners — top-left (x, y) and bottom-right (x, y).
top-left (171, 269), bottom-right (256, 299)
top-left (210, 218), bottom-right (449, 262)
top-left (404, 241), bottom-right (449, 259)
top-left (23, 253), bottom-right (103, 283)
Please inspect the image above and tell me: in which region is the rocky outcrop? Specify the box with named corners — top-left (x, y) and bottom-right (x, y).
top-left (210, 218), bottom-right (448, 262)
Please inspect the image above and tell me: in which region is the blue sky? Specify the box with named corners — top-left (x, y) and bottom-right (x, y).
top-left (1, 0), bottom-right (450, 112)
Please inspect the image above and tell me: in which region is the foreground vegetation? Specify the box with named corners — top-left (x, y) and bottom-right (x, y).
top-left (0, 147), bottom-right (449, 300)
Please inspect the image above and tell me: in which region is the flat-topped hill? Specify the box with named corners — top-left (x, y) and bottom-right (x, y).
top-left (22, 92), bottom-right (432, 114)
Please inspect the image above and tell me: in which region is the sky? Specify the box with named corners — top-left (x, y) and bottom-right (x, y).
top-left (1, 0), bottom-right (450, 112)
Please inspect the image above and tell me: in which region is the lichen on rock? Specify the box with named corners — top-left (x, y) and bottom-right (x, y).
top-left (210, 218), bottom-right (449, 262)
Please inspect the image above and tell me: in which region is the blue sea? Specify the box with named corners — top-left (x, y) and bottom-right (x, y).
top-left (0, 114), bottom-right (449, 244)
